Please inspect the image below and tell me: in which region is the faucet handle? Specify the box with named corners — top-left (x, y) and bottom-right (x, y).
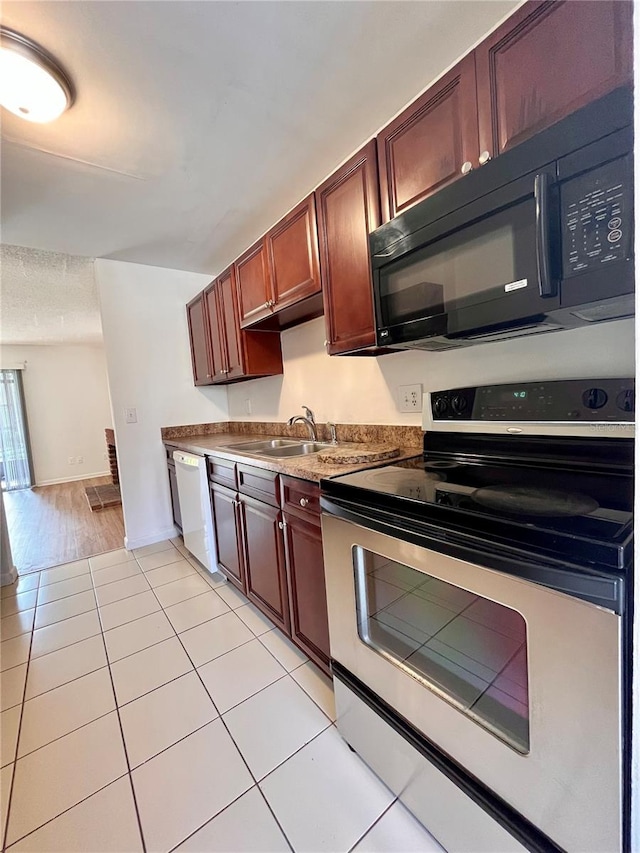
top-left (302, 405), bottom-right (315, 422)
top-left (327, 422), bottom-right (338, 444)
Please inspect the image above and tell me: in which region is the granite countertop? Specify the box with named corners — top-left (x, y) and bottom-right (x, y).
top-left (163, 424), bottom-right (422, 483)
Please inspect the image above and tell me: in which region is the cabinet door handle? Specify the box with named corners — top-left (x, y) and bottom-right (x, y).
top-left (263, 302), bottom-right (269, 309)
top-left (278, 520), bottom-right (284, 530)
top-left (461, 161), bottom-right (473, 175)
top-left (478, 150), bottom-right (491, 166)
top-left (299, 497), bottom-right (309, 507)
top-left (206, 373), bottom-right (211, 378)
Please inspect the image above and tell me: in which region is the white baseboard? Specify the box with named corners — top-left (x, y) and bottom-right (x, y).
top-left (36, 471), bottom-right (111, 487)
top-left (124, 526), bottom-right (180, 551)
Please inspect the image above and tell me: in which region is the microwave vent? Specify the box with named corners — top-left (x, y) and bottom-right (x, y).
top-left (459, 323), bottom-right (563, 342)
top-left (571, 295), bottom-right (634, 323)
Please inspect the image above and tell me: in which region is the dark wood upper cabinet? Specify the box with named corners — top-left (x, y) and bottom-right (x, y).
top-left (377, 53), bottom-right (479, 221)
top-left (186, 293), bottom-right (212, 385)
top-left (187, 266), bottom-right (283, 386)
top-left (476, 0), bottom-right (633, 159)
top-left (203, 281), bottom-right (226, 381)
top-left (210, 482), bottom-right (245, 592)
top-left (239, 495), bottom-right (290, 633)
top-left (236, 240), bottom-right (272, 327)
top-left (316, 141), bottom-right (383, 356)
top-left (266, 194), bottom-right (321, 311)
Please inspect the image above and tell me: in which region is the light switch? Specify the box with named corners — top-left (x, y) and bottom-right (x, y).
top-left (124, 407), bottom-right (138, 424)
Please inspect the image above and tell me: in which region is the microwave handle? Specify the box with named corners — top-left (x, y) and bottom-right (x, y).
top-left (534, 173), bottom-right (556, 298)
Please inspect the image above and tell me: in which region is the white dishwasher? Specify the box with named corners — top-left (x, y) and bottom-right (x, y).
top-left (173, 451), bottom-right (217, 573)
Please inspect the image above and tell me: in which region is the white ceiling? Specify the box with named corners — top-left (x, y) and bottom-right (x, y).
top-left (0, 244), bottom-right (102, 345)
top-left (1, 0), bottom-right (519, 276)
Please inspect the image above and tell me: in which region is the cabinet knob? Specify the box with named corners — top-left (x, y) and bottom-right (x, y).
top-left (206, 373), bottom-right (211, 378)
top-left (323, 340), bottom-right (328, 347)
top-left (263, 302), bottom-right (269, 309)
top-left (278, 520), bottom-right (284, 530)
top-left (478, 150), bottom-right (491, 166)
top-left (299, 497), bottom-right (309, 507)
top-left (461, 161), bottom-right (473, 175)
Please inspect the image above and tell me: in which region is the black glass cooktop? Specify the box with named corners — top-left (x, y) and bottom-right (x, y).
top-left (322, 450), bottom-right (634, 572)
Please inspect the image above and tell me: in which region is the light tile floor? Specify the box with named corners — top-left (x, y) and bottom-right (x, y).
top-left (0, 538), bottom-right (444, 853)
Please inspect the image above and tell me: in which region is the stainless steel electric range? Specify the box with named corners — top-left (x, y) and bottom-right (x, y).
top-left (320, 378), bottom-right (634, 853)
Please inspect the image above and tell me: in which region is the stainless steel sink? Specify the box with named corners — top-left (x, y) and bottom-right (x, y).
top-left (218, 438), bottom-right (332, 458)
top-left (221, 439), bottom-right (301, 452)
top-left (259, 442), bottom-right (331, 458)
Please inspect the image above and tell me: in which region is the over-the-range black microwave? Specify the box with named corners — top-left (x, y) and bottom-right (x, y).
top-left (371, 87), bottom-right (633, 351)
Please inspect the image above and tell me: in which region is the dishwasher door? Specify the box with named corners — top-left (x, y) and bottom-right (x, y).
top-left (173, 451), bottom-right (217, 573)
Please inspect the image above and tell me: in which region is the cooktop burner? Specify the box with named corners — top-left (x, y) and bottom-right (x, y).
top-left (322, 448), bottom-right (633, 571)
top-left (470, 486), bottom-right (600, 518)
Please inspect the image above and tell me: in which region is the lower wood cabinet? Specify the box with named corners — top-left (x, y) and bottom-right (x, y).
top-left (208, 460), bottom-right (331, 675)
top-left (210, 482), bottom-right (245, 592)
top-left (239, 495), bottom-right (290, 634)
top-left (282, 509), bottom-right (330, 674)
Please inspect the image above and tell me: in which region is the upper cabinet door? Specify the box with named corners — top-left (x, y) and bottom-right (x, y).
top-left (186, 292), bottom-right (211, 385)
top-left (377, 54), bottom-right (479, 222)
top-left (476, 0), bottom-right (633, 159)
top-left (266, 194), bottom-right (321, 311)
top-left (316, 141), bottom-right (381, 355)
top-left (217, 266), bottom-right (244, 380)
top-left (236, 239), bottom-right (273, 328)
top-left (203, 281), bottom-right (227, 382)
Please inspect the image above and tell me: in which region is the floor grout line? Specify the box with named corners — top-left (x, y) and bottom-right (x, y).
top-left (141, 574), bottom-right (300, 852)
top-left (93, 579), bottom-right (148, 853)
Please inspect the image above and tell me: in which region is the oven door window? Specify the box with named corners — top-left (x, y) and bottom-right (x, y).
top-left (378, 197), bottom-right (538, 328)
top-left (354, 548), bottom-right (529, 753)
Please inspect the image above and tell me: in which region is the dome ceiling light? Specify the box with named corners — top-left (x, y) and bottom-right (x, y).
top-left (0, 27), bottom-right (74, 123)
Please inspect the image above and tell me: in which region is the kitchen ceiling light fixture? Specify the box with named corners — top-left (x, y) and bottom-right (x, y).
top-left (0, 27), bottom-right (74, 123)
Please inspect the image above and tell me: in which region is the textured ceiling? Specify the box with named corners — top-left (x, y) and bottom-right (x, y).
top-left (0, 0), bottom-right (520, 275)
top-left (0, 244), bottom-right (102, 345)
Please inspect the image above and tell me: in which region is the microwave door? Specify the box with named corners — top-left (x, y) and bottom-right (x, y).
top-left (375, 171), bottom-right (561, 344)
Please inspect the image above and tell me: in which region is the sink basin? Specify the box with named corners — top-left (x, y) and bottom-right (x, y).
top-left (259, 442), bottom-right (331, 458)
top-left (221, 439), bottom-right (301, 452)
top-left (218, 439), bottom-right (332, 458)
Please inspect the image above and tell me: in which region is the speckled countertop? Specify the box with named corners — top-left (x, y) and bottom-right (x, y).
top-left (162, 421), bottom-right (422, 483)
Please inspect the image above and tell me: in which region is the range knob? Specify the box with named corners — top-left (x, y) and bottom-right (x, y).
top-left (582, 388), bottom-right (608, 410)
top-left (433, 396), bottom-right (449, 417)
top-left (451, 395), bottom-right (468, 415)
top-left (616, 389), bottom-right (635, 413)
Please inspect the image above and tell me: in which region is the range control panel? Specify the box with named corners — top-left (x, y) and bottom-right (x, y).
top-left (430, 379), bottom-right (635, 423)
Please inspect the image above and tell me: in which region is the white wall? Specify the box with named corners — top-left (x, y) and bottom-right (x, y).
top-left (95, 259), bottom-right (229, 550)
top-left (227, 315), bottom-right (635, 425)
top-left (1, 344), bottom-right (113, 485)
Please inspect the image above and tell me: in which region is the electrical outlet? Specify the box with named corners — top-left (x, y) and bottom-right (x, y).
top-left (244, 399), bottom-right (252, 415)
top-left (124, 407), bottom-right (137, 424)
top-left (77, 456), bottom-right (84, 464)
top-left (398, 384), bottom-right (422, 413)
top-left (68, 456), bottom-right (75, 465)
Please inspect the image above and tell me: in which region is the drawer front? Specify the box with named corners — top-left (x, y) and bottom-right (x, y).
top-left (237, 463), bottom-right (280, 507)
top-left (281, 476), bottom-right (321, 519)
top-left (208, 456), bottom-right (237, 489)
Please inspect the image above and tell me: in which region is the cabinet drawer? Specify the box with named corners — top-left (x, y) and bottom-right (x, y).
top-left (281, 476), bottom-right (320, 519)
top-left (237, 463), bottom-right (280, 507)
top-left (208, 456), bottom-right (237, 489)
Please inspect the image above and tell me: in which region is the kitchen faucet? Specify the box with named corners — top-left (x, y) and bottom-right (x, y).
top-left (287, 405), bottom-right (318, 441)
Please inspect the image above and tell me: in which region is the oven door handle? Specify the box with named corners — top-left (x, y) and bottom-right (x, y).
top-left (534, 172), bottom-right (557, 298)
top-left (320, 495), bottom-right (624, 614)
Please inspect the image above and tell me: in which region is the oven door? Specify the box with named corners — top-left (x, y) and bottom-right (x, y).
top-left (321, 512), bottom-right (622, 853)
top-left (372, 169), bottom-right (560, 347)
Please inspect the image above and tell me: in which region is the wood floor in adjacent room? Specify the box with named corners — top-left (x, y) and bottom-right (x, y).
top-left (4, 476), bottom-right (125, 574)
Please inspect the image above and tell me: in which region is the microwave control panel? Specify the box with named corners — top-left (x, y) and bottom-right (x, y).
top-left (562, 157), bottom-right (631, 277)
top-left (430, 379), bottom-right (635, 422)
